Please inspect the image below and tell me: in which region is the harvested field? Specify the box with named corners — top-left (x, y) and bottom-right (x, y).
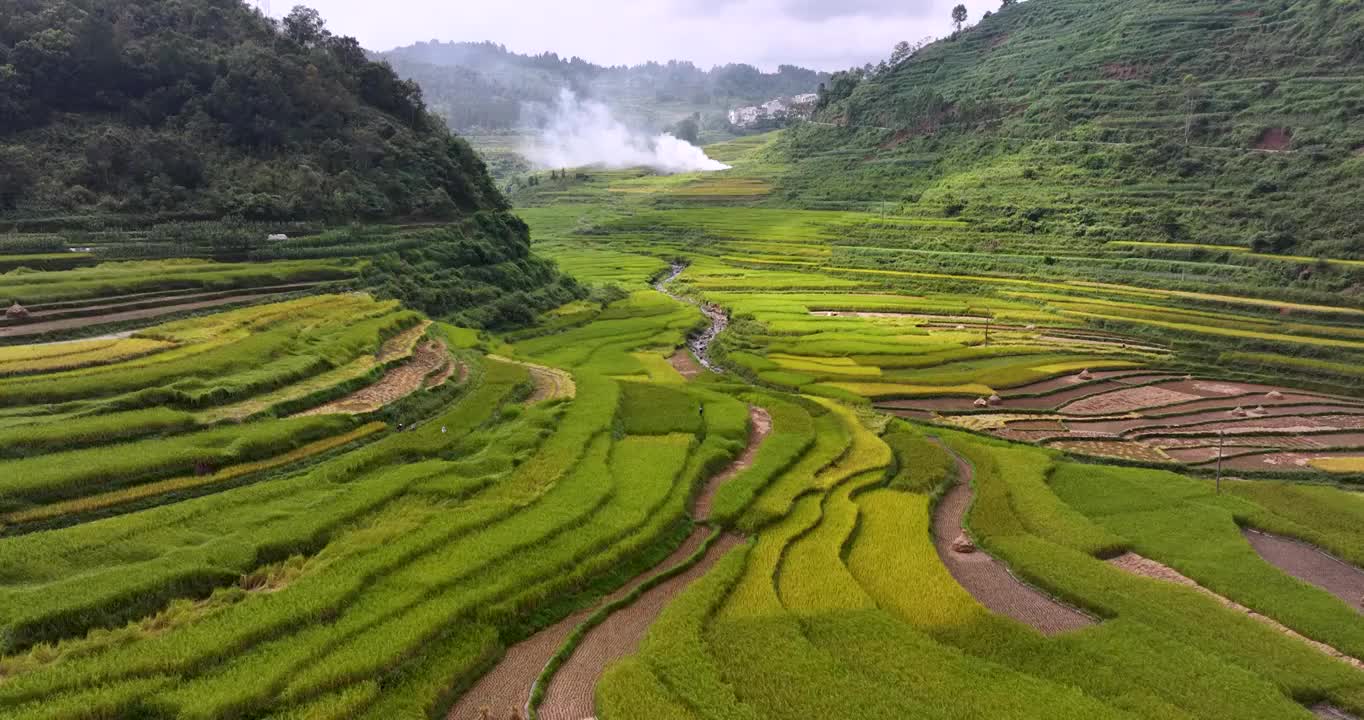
top-left (447, 530), bottom-right (713, 720)
top-left (299, 340), bottom-right (448, 416)
top-left (1243, 530), bottom-right (1364, 613)
top-left (930, 440), bottom-right (1096, 634)
top-left (0, 282), bottom-right (328, 323)
top-left (535, 533), bottom-right (744, 720)
top-left (1061, 386), bottom-right (1204, 415)
top-left (693, 406), bottom-right (772, 521)
top-left (1047, 439), bottom-right (1172, 463)
top-left (489, 355), bottom-right (576, 404)
top-left (0, 291), bottom-right (306, 339)
top-left (668, 348), bottom-right (703, 380)
top-left (1108, 553), bottom-right (1364, 671)
top-left (424, 360), bottom-right (459, 389)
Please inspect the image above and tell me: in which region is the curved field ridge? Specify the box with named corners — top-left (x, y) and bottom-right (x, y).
top-left (1108, 552), bottom-right (1364, 671)
top-left (0, 288), bottom-right (319, 339)
top-left (1243, 529), bottom-right (1364, 613)
top-left (535, 533), bottom-right (744, 720)
top-left (1314, 703), bottom-right (1362, 719)
top-left (487, 355), bottom-right (576, 404)
top-left (299, 340), bottom-right (449, 416)
top-left (930, 440), bottom-right (1096, 634)
top-left (693, 406), bottom-right (772, 522)
top-left (446, 530), bottom-right (711, 720)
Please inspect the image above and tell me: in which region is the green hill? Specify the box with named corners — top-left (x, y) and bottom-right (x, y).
top-left (780, 0), bottom-right (1364, 259)
top-left (0, 1), bottom-right (503, 223)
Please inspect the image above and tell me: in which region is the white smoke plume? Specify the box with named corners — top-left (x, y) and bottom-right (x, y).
top-left (521, 90), bottom-right (730, 174)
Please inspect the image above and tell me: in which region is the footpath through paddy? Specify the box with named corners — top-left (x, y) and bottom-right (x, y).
top-left (929, 439), bottom-right (1097, 634)
top-left (448, 402), bottom-right (769, 720)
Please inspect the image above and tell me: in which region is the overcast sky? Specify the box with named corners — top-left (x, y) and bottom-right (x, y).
top-left (276, 0), bottom-right (1002, 71)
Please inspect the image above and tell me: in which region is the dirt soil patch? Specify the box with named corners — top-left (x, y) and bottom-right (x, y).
top-left (447, 530), bottom-right (713, 720)
top-left (1256, 127), bottom-right (1293, 151)
top-left (300, 340), bottom-right (447, 416)
top-left (535, 533), bottom-right (744, 720)
top-left (1061, 386), bottom-right (1204, 415)
top-left (668, 348), bottom-right (704, 381)
top-left (694, 406), bottom-right (772, 521)
top-left (1109, 552), bottom-right (1364, 671)
top-left (930, 440), bottom-right (1096, 634)
top-left (1243, 530), bottom-right (1364, 613)
top-left (423, 360), bottom-right (457, 389)
top-left (1313, 704), bottom-right (1361, 719)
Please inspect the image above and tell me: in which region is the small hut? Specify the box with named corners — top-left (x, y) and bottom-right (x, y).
top-left (5, 303), bottom-right (30, 321)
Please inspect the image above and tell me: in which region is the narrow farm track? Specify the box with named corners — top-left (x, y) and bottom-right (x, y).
top-left (446, 530), bottom-right (711, 720)
top-left (535, 532), bottom-right (744, 720)
top-left (1314, 703), bottom-right (1363, 719)
top-left (693, 406), bottom-right (772, 522)
top-left (487, 355), bottom-right (576, 404)
top-left (1108, 553), bottom-right (1364, 671)
top-left (929, 440), bottom-right (1096, 634)
top-left (1243, 529), bottom-right (1364, 613)
top-left (668, 348), bottom-right (703, 380)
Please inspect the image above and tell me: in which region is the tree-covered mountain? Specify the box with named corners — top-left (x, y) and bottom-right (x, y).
top-left (0, 0), bottom-right (506, 223)
top-left (779, 0), bottom-right (1364, 258)
top-left (382, 40), bottom-right (829, 133)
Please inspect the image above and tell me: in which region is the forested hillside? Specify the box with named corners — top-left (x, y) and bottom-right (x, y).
top-left (383, 40), bottom-right (828, 133)
top-left (0, 0), bottom-right (503, 223)
top-left (784, 0), bottom-right (1364, 258)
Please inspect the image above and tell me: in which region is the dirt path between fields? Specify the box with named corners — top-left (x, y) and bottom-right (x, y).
top-left (654, 262), bottom-right (727, 373)
top-left (1108, 552), bottom-right (1364, 671)
top-left (1243, 529), bottom-right (1364, 613)
top-left (693, 406), bottom-right (772, 522)
top-left (1314, 703), bottom-right (1361, 719)
top-left (446, 530), bottom-right (712, 720)
top-left (929, 439), bottom-right (1097, 634)
top-left (535, 533), bottom-right (744, 720)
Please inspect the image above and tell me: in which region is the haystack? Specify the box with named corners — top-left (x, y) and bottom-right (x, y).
top-left (974, 398), bottom-right (989, 408)
top-left (951, 533), bottom-right (977, 554)
top-left (1230, 407), bottom-right (1246, 416)
top-left (988, 393), bottom-right (1003, 406)
top-left (1252, 405), bottom-right (1267, 415)
top-left (1266, 390), bottom-right (1284, 400)
top-left (1078, 369), bottom-right (1093, 380)
top-left (5, 303), bottom-right (29, 320)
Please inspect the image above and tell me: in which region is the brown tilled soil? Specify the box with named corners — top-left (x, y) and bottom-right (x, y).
top-left (535, 533), bottom-right (745, 720)
top-left (1256, 127), bottom-right (1293, 151)
top-left (1061, 386), bottom-right (1204, 415)
top-left (1244, 530), bottom-right (1364, 613)
top-left (424, 361), bottom-right (456, 389)
top-left (668, 349), bottom-right (704, 380)
top-left (693, 406), bottom-right (772, 522)
top-left (1108, 553), bottom-right (1364, 671)
top-left (300, 340), bottom-right (447, 416)
top-left (930, 441), bottom-right (1096, 635)
top-left (0, 292), bottom-right (295, 338)
top-left (447, 530), bottom-right (712, 720)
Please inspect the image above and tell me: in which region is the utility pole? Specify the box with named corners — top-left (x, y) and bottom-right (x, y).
top-left (1215, 430), bottom-right (1224, 494)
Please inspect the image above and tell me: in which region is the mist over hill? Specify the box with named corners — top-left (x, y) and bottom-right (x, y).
top-left (381, 40), bottom-right (830, 136)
